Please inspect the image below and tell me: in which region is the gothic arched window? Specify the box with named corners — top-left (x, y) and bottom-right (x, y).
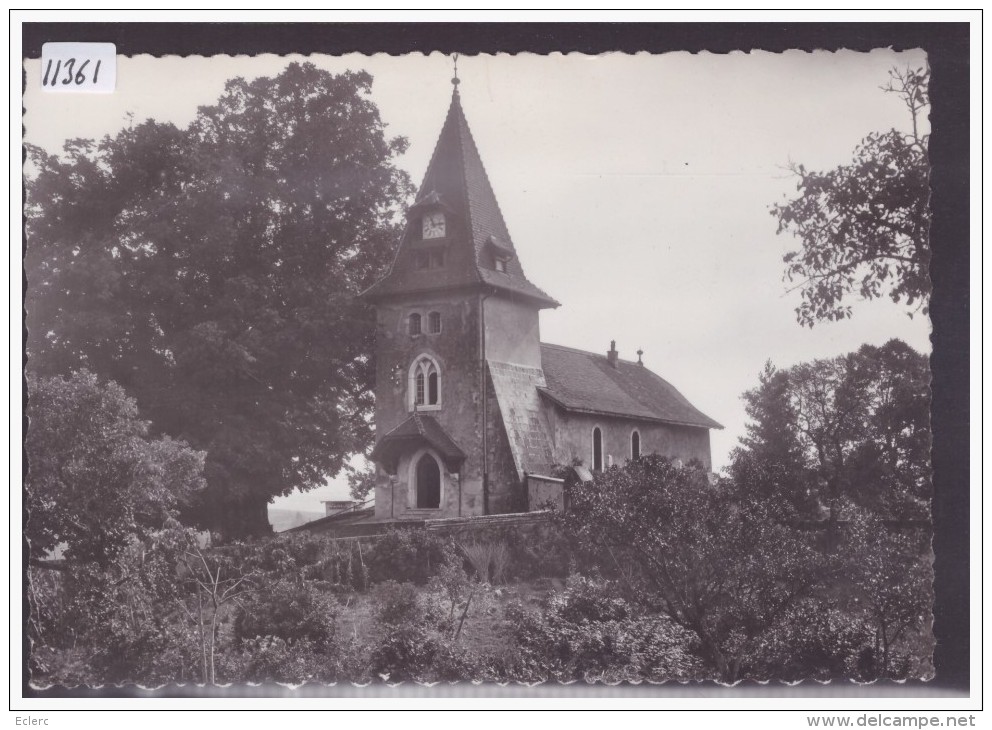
top-left (428, 370), bottom-right (438, 404)
top-left (410, 356), bottom-right (441, 410)
top-left (592, 427), bottom-right (603, 471)
top-left (428, 311), bottom-right (442, 334)
top-left (408, 313), bottom-right (422, 336)
top-left (631, 430), bottom-right (641, 460)
top-left (415, 452), bottom-right (441, 509)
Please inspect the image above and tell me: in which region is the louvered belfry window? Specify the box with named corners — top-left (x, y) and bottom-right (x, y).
top-left (428, 311), bottom-right (442, 334)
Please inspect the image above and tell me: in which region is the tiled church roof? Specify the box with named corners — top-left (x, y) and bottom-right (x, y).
top-left (538, 344), bottom-right (723, 430)
top-left (363, 88), bottom-right (558, 308)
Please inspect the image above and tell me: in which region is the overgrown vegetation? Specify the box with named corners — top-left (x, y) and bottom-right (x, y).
top-left (27, 338), bottom-right (930, 687)
top-left (29, 485), bottom-right (930, 687)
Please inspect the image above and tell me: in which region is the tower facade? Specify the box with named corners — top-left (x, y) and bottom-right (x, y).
top-left (363, 84), bottom-right (558, 520)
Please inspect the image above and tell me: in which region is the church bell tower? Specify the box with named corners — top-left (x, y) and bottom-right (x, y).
top-left (362, 68), bottom-right (558, 520)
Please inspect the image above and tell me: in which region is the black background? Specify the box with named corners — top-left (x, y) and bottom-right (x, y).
top-left (20, 20), bottom-right (971, 700)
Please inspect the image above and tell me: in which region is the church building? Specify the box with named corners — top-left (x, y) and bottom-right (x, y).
top-left (361, 77), bottom-right (721, 522)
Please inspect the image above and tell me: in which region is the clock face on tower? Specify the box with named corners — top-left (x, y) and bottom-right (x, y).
top-left (422, 212), bottom-right (446, 239)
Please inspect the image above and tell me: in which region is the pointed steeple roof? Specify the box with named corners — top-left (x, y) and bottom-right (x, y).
top-left (363, 86), bottom-right (558, 308)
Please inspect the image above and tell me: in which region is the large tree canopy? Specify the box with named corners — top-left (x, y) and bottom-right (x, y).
top-left (730, 339), bottom-right (933, 679)
top-left (565, 339), bottom-right (932, 682)
top-left (26, 370), bottom-right (205, 566)
top-left (731, 339), bottom-right (931, 522)
top-left (771, 66), bottom-right (930, 327)
top-left (565, 456), bottom-right (828, 684)
top-left (26, 63), bottom-right (413, 536)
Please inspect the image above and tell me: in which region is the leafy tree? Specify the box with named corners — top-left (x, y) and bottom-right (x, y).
top-left (25, 370), bottom-right (205, 567)
top-left (844, 509), bottom-right (933, 679)
top-left (730, 341), bottom-right (933, 680)
top-left (565, 456), bottom-right (828, 683)
top-left (771, 66), bottom-right (930, 326)
top-left (25, 62), bottom-right (413, 537)
top-left (732, 339), bottom-right (931, 521)
top-left (346, 463), bottom-right (376, 502)
top-left (730, 362), bottom-right (811, 519)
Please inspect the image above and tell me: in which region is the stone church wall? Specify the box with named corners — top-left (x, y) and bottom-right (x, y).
top-left (372, 294), bottom-right (486, 521)
top-left (544, 407), bottom-right (712, 471)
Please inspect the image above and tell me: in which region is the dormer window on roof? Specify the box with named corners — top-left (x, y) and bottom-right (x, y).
top-left (486, 235), bottom-right (514, 273)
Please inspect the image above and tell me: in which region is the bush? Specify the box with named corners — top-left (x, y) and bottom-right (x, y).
top-left (750, 602), bottom-right (874, 682)
top-left (362, 574), bottom-right (486, 683)
top-left (30, 524), bottom-right (208, 686)
top-left (370, 580), bottom-right (421, 626)
top-left (368, 626), bottom-right (483, 683)
top-left (235, 636), bottom-right (330, 685)
top-left (425, 561), bottom-right (472, 627)
top-left (370, 580), bottom-right (446, 630)
top-left (234, 578), bottom-right (337, 650)
top-left (504, 577), bottom-right (702, 682)
top-left (552, 575), bottom-right (631, 623)
top-left (89, 618), bottom-right (201, 685)
top-left (365, 529), bottom-right (458, 585)
top-left (27, 567), bottom-right (71, 648)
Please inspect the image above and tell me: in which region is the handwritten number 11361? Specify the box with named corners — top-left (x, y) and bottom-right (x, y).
top-left (42, 57), bottom-right (102, 87)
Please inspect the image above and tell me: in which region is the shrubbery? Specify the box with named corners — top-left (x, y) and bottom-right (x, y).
top-left (365, 529), bottom-right (460, 585)
top-left (750, 601), bottom-right (877, 682)
top-left (29, 470), bottom-right (931, 687)
top-left (32, 525), bottom-right (700, 686)
top-left (30, 522), bottom-right (208, 686)
top-left (235, 636), bottom-right (329, 685)
top-left (368, 627), bottom-right (481, 683)
top-left (234, 577), bottom-right (337, 650)
top-left (370, 580), bottom-right (444, 628)
top-left (504, 576), bottom-right (702, 682)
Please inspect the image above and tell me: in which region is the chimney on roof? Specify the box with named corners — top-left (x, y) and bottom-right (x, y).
top-left (607, 340), bottom-right (619, 368)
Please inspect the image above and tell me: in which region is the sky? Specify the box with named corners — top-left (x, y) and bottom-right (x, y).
top-left (23, 49), bottom-right (931, 515)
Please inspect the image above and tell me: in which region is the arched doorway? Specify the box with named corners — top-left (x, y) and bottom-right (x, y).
top-left (416, 452), bottom-right (441, 509)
